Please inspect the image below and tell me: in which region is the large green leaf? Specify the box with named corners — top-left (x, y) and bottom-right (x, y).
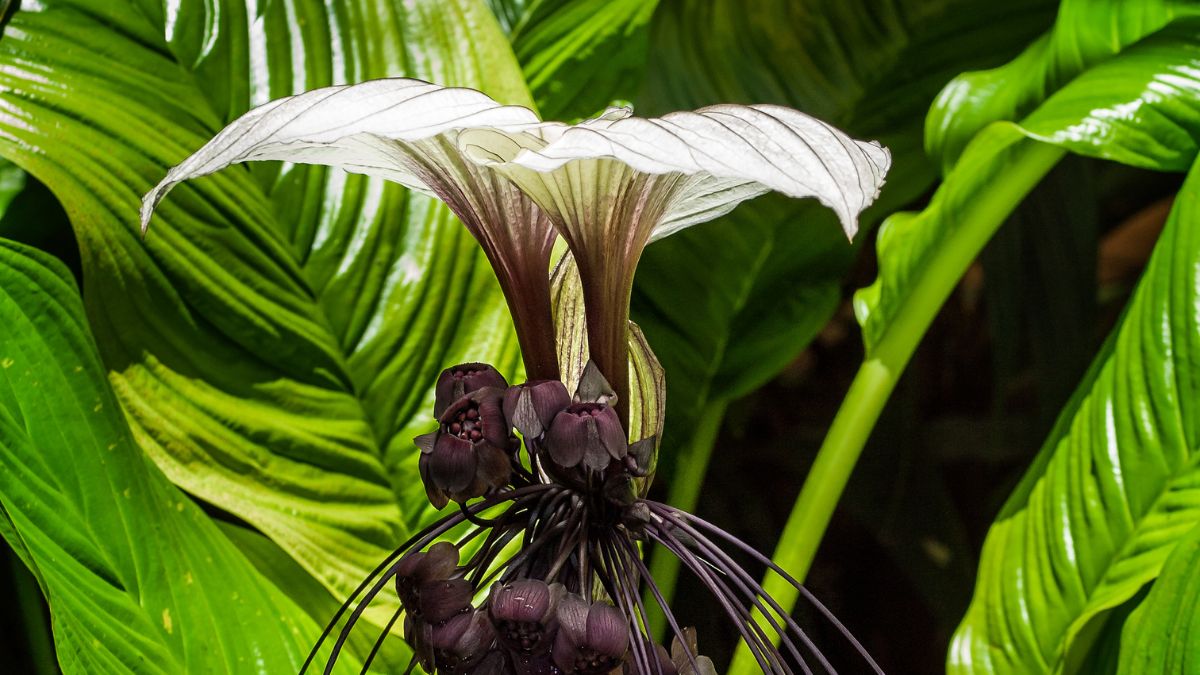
top-left (504, 0), bottom-right (659, 121)
top-left (0, 0), bottom-right (527, 608)
top-left (927, 0), bottom-right (1200, 172)
top-left (947, 118), bottom-right (1200, 674)
top-left (0, 239), bottom-right (344, 673)
top-left (1116, 521), bottom-right (1200, 674)
top-left (857, 18), bottom-right (1200, 355)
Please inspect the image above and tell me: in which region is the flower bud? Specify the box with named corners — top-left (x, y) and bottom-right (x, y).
top-left (395, 543), bottom-right (473, 624)
top-left (544, 402), bottom-right (627, 472)
top-left (489, 580), bottom-right (564, 656)
top-left (503, 380), bottom-right (570, 439)
top-left (405, 614), bottom-right (435, 672)
top-left (431, 610), bottom-right (497, 674)
top-left (625, 437), bottom-right (656, 478)
top-left (552, 594), bottom-right (629, 674)
top-left (416, 387), bottom-right (513, 508)
top-left (436, 362), bottom-right (509, 418)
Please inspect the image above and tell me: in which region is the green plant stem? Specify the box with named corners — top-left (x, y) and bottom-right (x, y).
top-left (727, 140), bottom-right (1065, 675)
top-left (644, 399), bottom-right (729, 641)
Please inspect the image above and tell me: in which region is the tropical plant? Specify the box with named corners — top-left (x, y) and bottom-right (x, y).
top-left (0, 0), bottom-right (1198, 673)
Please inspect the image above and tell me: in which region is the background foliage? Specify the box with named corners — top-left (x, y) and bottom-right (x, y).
top-left (0, 0), bottom-right (1197, 673)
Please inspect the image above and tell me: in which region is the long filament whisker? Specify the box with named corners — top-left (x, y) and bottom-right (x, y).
top-left (311, 484), bottom-right (554, 673)
top-left (655, 504), bottom-right (883, 675)
top-left (615, 534), bottom-right (703, 675)
top-left (647, 529), bottom-right (785, 675)
top-left (359, 603), bottom-right (404, 675)
top-left (648, 507), bottom-right (819, 674)
top-left (599, 537), bottom-right (656, 675)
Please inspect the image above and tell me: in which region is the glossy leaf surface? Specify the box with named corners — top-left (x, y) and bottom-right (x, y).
top-left (0, 240), bottom-right (342, 673)
top-left (1116, 521), bottom-right (1200, 674)
top-left (950, 131), bottom-right (1200, 674)
top-left (858, 19), bottom-right (1200, 354)
top-left (0, 0), bottom-right (527, 606)
top-left (927, 0), bottom-right (1200, 171)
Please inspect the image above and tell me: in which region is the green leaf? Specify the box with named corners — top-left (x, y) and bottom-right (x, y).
top-left (506, 0), bottom-right (659, 121)
top-left (0, 160), bottom-right (25, 216)
top-left (948, 153), bottom-right (1200, 673)
top-left (0, 239), bottom-right (343, 673)
top-left (486, 0), bottom-right (529, 33)
top-left (1117, 521), bottom-right (1200, 674)
top-left (219, 521), bottom-right (412, 672)
top-left (0, 0), bottom-right (528, 608)
top-left (1016, 30), bottom-right (1200, 172)
top-left (857, 19), bottom-right (1200, 356)
top-left (632, 197), bottom-right (845, 440)
top-left (927, 0), bottom-right (1200, 171)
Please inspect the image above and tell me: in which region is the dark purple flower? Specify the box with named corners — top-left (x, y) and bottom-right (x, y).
top-left (544, 402), bottom-right (627, 472)
top-left (466, 651), bottom-right (516, 675)
top-left (436, 363), bottom-right (510, 418)
top-left (395, 542), bottom-right (473, 624)
top-left (417, 387), bottom-right (513, 508)
top-left (552, 594), bottom-right (629, 674)
top-left (503, 380), bottom-right (571, 439)
top-left (489, 579), bottom-right (564, 656)
top-left (431, 610), bottom-right (498, 674)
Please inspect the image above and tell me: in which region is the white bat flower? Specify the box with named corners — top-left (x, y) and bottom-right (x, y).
top-left (142, 77), bottom-right (890, 403)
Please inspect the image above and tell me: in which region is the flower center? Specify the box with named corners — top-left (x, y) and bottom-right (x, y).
top-left (566, 402), bottom-right (604, 418)
top-left (450, 365), bottom-right (484, 381)
top-left (446, 403), bottom-right (485, 442)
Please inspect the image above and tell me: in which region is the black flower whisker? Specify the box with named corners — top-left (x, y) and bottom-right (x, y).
top-left (643, 511), bottom-right (817, 675)
top-left (653, 505), bottom-right (884, 675)
top-left (301, 483), bottom-right (558, 675)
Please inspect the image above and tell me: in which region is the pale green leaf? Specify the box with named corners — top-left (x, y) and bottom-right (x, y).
top-left (0, 239), bottom-right (346, 674)
top-left (857, 19), bottom-right (1200, 354)
top-left (948, 149), bottom-right (1200, 675)
top-left (1116, 521), bottom-right (1200, 674)
top-left (0, 0), bottom-right (527, 611)
top-left (926, 0), bottom-right (1200, 171)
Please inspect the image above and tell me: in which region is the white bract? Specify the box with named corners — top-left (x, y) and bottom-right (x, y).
top-left (142, 76), bottom-right (889, 249)
top-left (461, 103), bottom-right (889, 242)
top-left (141, 77), bottom-right (891, 397)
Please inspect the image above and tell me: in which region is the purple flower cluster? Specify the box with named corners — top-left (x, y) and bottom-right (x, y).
top-left (417, 362), bottom-right (642, 508)
top-left (303, 361), bottom-right (881, 675)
